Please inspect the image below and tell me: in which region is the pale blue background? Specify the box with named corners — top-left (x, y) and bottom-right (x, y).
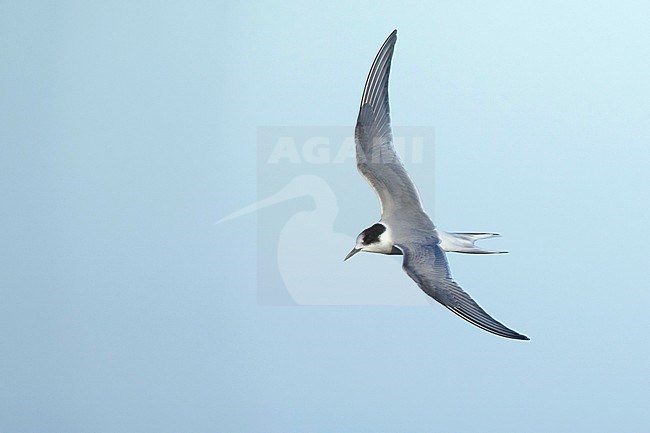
top-left (2, 1), bottom-right (650, 432)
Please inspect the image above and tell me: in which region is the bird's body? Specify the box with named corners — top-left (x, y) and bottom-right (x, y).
top-left (345, 30), bottom-right (529, 340)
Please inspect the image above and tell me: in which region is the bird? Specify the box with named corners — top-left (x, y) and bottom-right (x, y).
top-left (345, 30), bottom-right (529, 340)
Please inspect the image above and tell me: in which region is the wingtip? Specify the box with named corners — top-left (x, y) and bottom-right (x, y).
top-left (492, 331), bottom-right (529, 341)
top-left (492, 329), bottom-right (529, 340)
top-left (512, 333), bottom-right (530, 341)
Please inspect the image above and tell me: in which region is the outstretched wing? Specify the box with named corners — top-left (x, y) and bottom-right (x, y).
top-left (355, 30), bottom-right (430, 225)
top-left (397, 241), bottom-right (529, 340)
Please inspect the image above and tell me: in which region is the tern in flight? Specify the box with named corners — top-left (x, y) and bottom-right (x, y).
top-left (345, 30), bottom-right (529, 340)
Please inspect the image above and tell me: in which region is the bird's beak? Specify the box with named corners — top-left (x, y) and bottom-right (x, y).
top-left (344, 247), bottom-right (361, 261)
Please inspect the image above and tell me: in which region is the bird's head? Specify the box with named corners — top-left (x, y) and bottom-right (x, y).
top-left (344, 222), bottom-right (395, 260)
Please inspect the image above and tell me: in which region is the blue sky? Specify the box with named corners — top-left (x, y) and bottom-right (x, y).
top-left (1, 1), bottom-right (650, 432)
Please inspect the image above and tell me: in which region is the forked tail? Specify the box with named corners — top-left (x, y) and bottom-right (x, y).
top-left (437, 231), bottom-right (507, 254)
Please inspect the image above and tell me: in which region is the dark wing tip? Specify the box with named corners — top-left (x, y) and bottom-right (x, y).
top-left (489, 326), bottom-right (530, 341)
top-left (359, 31), bottom-right (398, 109)
top-left (444, 304), bottom-right (530, 341)
top-left (505, 331), bottom-right (530, 341)
top-left (475, 321), bottom-right (530, 341)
